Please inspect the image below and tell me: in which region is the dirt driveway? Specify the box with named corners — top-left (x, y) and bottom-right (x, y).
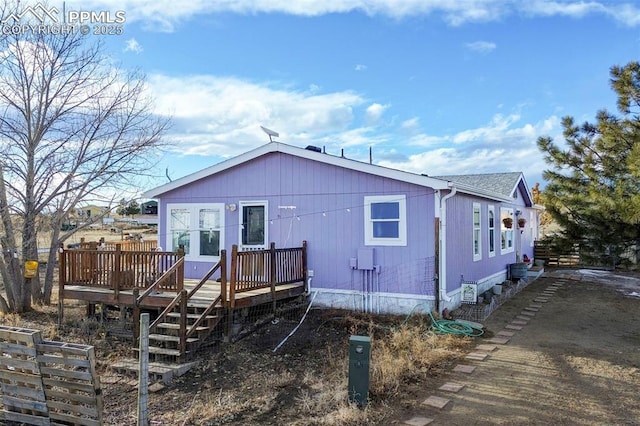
top-left (410, 270), bottom-right (640, 425)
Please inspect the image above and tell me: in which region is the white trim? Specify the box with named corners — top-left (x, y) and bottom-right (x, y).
top-left (488, 205), bottom-right (496, 258)
top-left (143, 142), bottom-right (450, 198)
top-left (166, 203), bottom-right (225, 261)
top-left (364, 194), bottom-right (407, 246)
top-left (238, 200), bottom-right (269, 251)
top-left (473, 202), bottom-right (482, 261)
top-left (500, 207), bottom-right (515, 254)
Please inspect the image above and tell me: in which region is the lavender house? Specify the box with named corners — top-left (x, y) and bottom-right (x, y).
top-left (141, 142), bottom-right (540, 314)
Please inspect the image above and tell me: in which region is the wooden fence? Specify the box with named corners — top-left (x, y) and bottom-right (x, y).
top-left (534, 241), bottom-right (580, 266)
top-left (75, 239), bottom-right (158, 251)
top-left (0, 326), bottom-right (103, 425)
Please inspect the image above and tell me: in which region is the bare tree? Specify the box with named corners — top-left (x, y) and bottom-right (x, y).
top-left (0, 19), bottom-right (169, 312)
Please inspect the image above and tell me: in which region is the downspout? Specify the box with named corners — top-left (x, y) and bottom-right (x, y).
top-left (439, 185), bottom-right (457, 306)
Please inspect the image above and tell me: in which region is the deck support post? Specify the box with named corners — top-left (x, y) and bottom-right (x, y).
top-left (133, 287), bottom-right (140, 345)
top-left (179, 289), bottom-right (188, 360)
top-left (270, 242), bottom-right (276, 315)
top-left (302, 240), bottom-right (308, 292)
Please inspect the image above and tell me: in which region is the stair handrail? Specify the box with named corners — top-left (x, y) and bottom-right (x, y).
top-left (187, 258), bottom-right (222, 299)
top-left (136, 257), bottom-right (184, 306)
top-left (185, 294), bottom-right (223, 339)
top-left (149, 290), bottom-right (184, 331)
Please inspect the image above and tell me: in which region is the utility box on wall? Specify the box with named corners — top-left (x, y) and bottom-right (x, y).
top-left (348, 335), bottom-right (371, 407)
top-left (357, 248), bottom-right (374, 270)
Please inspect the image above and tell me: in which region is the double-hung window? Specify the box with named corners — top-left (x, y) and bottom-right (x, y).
top-left (364, 195), bottom-right (407, 246)
top-left (473, 203), bottom-right (481, 261)
top-left (488, 205), bottom-right (496, 257)
top-left (167, 203), bottom-right (224, 260)
top-left (500, 207), bottom-right (514, 254)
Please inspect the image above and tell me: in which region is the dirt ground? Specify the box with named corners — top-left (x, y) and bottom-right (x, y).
top-left (3, 268), bottom-right (640, 425)
top-left (391, 269), bottom-right (640, 425)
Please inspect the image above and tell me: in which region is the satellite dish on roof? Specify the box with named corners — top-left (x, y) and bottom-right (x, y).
top-left (260, 126), bottom-right (279, 142)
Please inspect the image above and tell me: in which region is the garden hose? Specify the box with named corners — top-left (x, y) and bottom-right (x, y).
top-left (427, 310), bottom-right (484, 336)
top-left (403, 303), bottom-right (484, 337)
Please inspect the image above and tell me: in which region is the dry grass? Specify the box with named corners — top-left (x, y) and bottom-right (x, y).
top-left (138, 310), bottom-right (475, 426)
top-left (1, 278), bottom-right (476, 425)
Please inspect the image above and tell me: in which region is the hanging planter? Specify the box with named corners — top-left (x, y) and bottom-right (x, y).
top-left (517, 217), bottom-right (527, 228)
top-left (502, 217), bottom-right (513, 229)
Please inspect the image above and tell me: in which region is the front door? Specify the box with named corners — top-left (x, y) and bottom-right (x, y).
top-left (239, 201), bottom-right (268, 251)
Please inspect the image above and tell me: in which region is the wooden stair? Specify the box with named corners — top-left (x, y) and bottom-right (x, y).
top-left (145, 304), bottom-right (223, 362)
top-left (134, 255), bottom-right (228, 364)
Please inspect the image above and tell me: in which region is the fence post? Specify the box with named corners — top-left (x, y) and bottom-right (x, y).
top-left (58, 243), bottom-right (65, 326)
top-left (138, 313), bottom-right (149, 426)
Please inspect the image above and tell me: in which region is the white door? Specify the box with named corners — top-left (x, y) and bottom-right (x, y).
top-left (239, 201), bottom-right (268, 251)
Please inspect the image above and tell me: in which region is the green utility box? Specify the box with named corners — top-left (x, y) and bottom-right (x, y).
top-left (348, 335), bottom-right (371, 407)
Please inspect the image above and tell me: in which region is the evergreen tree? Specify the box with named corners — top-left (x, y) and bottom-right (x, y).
top-left (537, 61), bottom-right (640, 266)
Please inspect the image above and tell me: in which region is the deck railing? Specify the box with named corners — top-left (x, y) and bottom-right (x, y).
top-left (229, 241), bottom-right (307, 308)
top-left (59, 245), bottom-right (182, 296)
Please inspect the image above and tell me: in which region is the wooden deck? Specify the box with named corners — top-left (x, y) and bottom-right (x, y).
top-left (61, 279), bottom-right (305, 310)
top-left (57, 241), bottom-right (308, 361)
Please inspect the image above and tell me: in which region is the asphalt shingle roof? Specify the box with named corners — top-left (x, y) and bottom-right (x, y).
top-left (434, 172), bottom-right (523, 199)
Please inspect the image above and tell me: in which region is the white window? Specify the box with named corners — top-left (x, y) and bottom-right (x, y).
top-left (500, 207), bottom-right (514, 254)
top-left (167, 203), bottom-right (224, 260)
top-left (488, 205), bottom-right (496, 257)
top-left (473, 203), bottom-right (481, 261)
top-left (364, 195), bottom-right (407, 246)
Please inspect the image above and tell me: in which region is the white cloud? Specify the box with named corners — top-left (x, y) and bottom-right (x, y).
top-left (465, 41), bottom-right (497, 54)
top-left (355, 64), bottom-right (368, 71)
top-left (72, 1), bottom-right (640, 31)
top-left (365, 103), bottom-right (388, 123)
top-left (124, 38), bottom-right (143, 53)
top-left (146, 74), bottom-right (374, 157)
top-left (377, 114), bottom-right (562, 184)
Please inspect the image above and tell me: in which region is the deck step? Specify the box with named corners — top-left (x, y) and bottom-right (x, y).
top-left (148, 334), bottom-right (199, 344)
top-left (155, 322), bottom-right (209, 332)
top-left (147, 347), bottom-right (184, 357)
top-left (166, 312), bottom-right (218, 320)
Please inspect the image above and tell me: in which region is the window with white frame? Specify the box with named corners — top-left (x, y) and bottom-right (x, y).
top-left (488, 205), bottom-right (496, 257)
top-left (364, 195), bottom-right (407, 246)
top-left (500, 207), bottom-right (514, 253)
top-left (473, 203), bottom-right (481, 261)
top-left (167, 203), bottom-right (224, 259)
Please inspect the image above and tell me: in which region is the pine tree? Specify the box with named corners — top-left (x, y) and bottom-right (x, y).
top-left (537, 62), bottom-right (640, 266)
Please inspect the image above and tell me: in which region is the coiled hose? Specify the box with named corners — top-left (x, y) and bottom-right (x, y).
top-left (404, 304), bottom-right (484, 337)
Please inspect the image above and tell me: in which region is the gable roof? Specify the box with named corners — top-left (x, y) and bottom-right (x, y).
top-left (435, 172), bottom-right (533, 206)
top-left (142, 142), bottom-right (452, 198)
top-left (142, 142), bottom-right (531, 205)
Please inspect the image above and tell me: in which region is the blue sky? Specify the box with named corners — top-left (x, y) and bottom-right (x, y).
top-left (79, 0), bottom-right (640, 191)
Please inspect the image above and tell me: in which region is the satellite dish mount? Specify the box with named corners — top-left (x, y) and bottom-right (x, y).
top-left (260, 126), bottom-right (279, 143)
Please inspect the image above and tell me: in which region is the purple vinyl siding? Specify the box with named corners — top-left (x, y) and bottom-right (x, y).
top-left (158, 152), bottom-right (437, 296)
top-left (444, 189), bottom-right (535, 292)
